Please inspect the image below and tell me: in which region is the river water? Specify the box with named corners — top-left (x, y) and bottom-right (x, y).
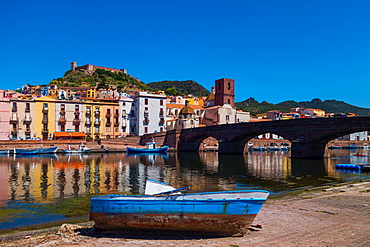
top-left (0, 149), bottom-right (369, 231)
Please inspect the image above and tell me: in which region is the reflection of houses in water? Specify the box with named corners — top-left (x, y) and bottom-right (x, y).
top-left (247, 152), bottom-right (290, 180)
top-left (0, 162), bottom-right (9, 206)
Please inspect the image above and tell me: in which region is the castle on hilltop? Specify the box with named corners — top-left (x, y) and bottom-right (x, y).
top-left (71, 62), bottom-right (128, 75)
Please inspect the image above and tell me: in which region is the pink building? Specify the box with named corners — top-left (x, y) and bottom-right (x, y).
top-left (0, 90), bottom-right (10, 140)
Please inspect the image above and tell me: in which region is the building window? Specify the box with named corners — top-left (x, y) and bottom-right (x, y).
top-left (226, 115), bottom-right (230, 121)
top-left (160, 100), bottom-right (163, 106)
top-left (26, 103), bottom-right (30, 111)
top-left (145, 98), bottom-right (148, 105)
top-left (228, 82), bottom-right (230, 90)
top-left (87, 107), bottom-right (91, 114)
top-left (61, 125), bottom-right (65, 132)
top-left (86, 126), bottom-right (91, 133)
top-left (106, 126), bottom-right (111, 132)
top-left (144, 127), bottom-right (148, 134)
top-left (75, 105), bottom-right (79, 110)
top-left (61, 104), bottom-right (65, 110)
top-left (95, 126), bottom-right (99, 133)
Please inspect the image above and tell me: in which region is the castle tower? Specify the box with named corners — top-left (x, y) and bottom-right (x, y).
top-left (214, 78), bottom-right (235, 108)
top-left (71, 62), bottom-right (77, 71)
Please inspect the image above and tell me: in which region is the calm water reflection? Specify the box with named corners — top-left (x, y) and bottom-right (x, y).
top-left (0, 149), bottom-right (369, 230)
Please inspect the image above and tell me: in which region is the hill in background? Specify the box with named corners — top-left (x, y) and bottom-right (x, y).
top-left (147, 80), bottom-right (210, 97)
top-left (235, 97), bottom-right (370, 116)
top-left (50, 69), bottom-right (149, 91)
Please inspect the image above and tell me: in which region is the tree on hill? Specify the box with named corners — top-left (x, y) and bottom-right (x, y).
top-left (147, 80), bottom-right (210, 97)
top-left (235, 98), bottom-right (370, 116)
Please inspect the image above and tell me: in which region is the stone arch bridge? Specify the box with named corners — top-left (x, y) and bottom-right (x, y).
top-left (141, 117), bottom-right (370, 159)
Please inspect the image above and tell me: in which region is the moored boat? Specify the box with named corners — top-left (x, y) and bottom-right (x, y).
top-left (335, 163), bottom-right (370, 171)
top-left (0, 150), bottom-right (10, 155)
top-left (14, 148), bottom-right (39, 155)
top-left (126, 142), bottom-right (169, 153)
top-left (90, 180), bottom-right (269, 236)
top-left (62, 144), bottom-right (91, 153)
top-left (38, 146), bottom-right (59, 154)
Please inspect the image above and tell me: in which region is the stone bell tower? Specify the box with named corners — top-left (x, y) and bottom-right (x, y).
top-left (214, 78), bottom-right (235, 108)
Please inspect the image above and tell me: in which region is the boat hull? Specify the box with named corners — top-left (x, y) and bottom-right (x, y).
top-left (90, 212), bottom-right (257, 236)
top-left (90, 190), bottom-right (268, 236)
top-left (126, 146), bottom-right (169, 153)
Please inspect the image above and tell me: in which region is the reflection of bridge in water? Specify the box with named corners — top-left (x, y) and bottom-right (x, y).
top-left (155, 117), bottom-right (370, 158)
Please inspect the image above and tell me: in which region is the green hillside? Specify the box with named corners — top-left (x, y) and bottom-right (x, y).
top-left (50, 69), bottom-right (149, 91)
top-left (235, 98), bottom-right (370, 116)
top-left (147, 80), bottom-right (210, 97)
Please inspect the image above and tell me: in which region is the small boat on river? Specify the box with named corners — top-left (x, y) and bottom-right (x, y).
top-left (14, 148), bottom-right (39, 155)
top-left (0, 150), bottom-right (10, 155)
top-left (335, 164), bottom-right (370, 172)
top-left (90, 179), bottom-right (269, 236)
top-left (62, 144), bottom-right (91, 153)
top-left (14, 146), bottom-right (58, 155)
top-left (126, 142), bottom-right (169, 153)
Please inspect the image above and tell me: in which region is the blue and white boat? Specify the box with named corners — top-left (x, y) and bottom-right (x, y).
top-left (14, 146), bottom-right (58, 155)
top-left (38, 146), bottom-right (59, 154)
top-left (126, 142), bottom-right (169, 153)
top-left (90, 180), bottom-right (269, 236)
top-left (13, 148), bottom-right (39, 155)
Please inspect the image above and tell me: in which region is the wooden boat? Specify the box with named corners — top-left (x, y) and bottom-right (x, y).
top-left (126, 142), bottom-right (169, 153)
top-left (90, 180), bottom-right (269, 237)
top-left (13, 148), bottom-right (39, 155)
top-left (13, 146), bottom-right (58, 155)
top-left (62, 144), bottom-right (91, 153)
top-left (38, 146), bottom-right (58, 154)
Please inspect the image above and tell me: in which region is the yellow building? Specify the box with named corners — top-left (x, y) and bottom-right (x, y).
top-left (35, 96), bottom-right (56, 140)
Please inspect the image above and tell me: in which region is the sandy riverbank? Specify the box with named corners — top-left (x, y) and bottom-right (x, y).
top-left (1, 181), bottom-right (369, 247)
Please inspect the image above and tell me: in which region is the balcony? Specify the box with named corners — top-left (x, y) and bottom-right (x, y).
top-left (12, 107), bottom-right (17, 112)
top-left (10, 119), bottom-right (18, 125)
top-left (159, 119), bottom-right (165, 126)
top-left (59, 111), bottom-right (66, 116)
top-left (42, 119), bottom-right (48, 124)
top-left (11, 131), bottom-right (17, 136)
top-left (94, 121), bottom-right (100, 127)
top-left (23, 119), bottom-right (32, 125)
top-left (58, 118), bottom-right (66, 125)
top-left (41, 130), bottom-right (49, 135)
top-left (143, 118), bottom-right (149, 125)
top-left (144, 110), bottom-right (149, 116)
top-left (73, 119), bottom-right (81, 126)
top-left (106, 113), bottom-right (112, 118)
top-left (25, 108), bottom-right (30, 113)
top-left (42, 108), bottom-right (48, 114)
top-left (74, 111), bottom-right (80, 116)
top-left (85, 112), bottom-right (91, 117)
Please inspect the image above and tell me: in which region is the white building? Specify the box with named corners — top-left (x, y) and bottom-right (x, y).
top-left (118, 96), bottom-right (134, 136)
top-left (132, 92), bottom-right (166, 136)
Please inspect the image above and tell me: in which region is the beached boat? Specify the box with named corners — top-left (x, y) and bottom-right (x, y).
top-left (90, 179), bottom-right (269, 237)
top-left (126, 142), bottom-right (169, 153)
top-left (62, 144), bottom-right (91, 153)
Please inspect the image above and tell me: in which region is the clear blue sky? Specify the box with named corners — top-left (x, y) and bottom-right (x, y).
top-left (1, 0), bottom-right (370, 107)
